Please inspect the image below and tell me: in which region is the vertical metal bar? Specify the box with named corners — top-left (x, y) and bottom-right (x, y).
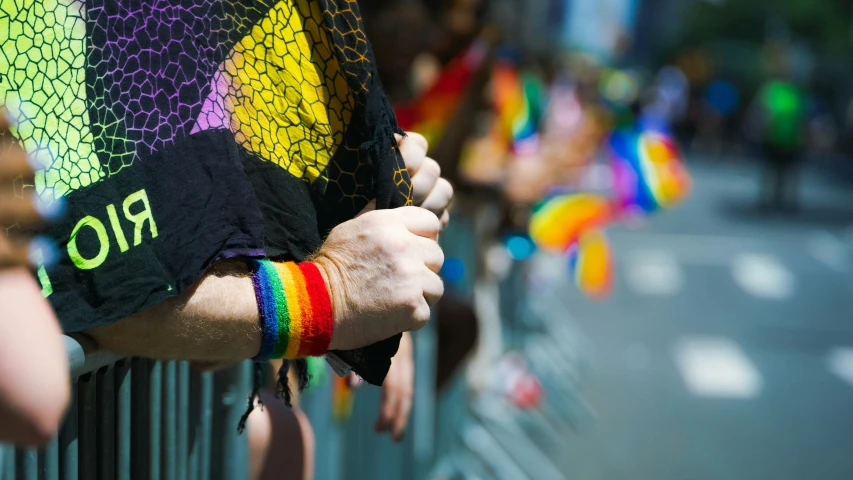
top-left (78, 373), bottom-right (98, 479)
top-left (198, 372), bottom-right (212, 480)
top-left (219, 368), bottom-right (236, 480)
top-left (177, 363), bottom-right (190, 480)
top-left (131, 359), bottom-right (150, 480)
top-left (98, 366), bottom-right (116, 480)
top-left (220, 362), bottom-right (250, 480)
top-left (42, 435), bottom-right (59, 480)
top-left (1, 444), bottom-right (14, 480)
top-left (116, 361), bottom-right (132, 480)
top-left (60, 383), bottom-right (79, 480)
top-left (16, 448), bottom-right (37, 480)
top-left (411, 316), bottom-right (438, 480)
top-left (149, 361), bottom-right (163, 480)
top-left (187, 371), bottom-right (199, 480)
top-left (163, 362), bottom-right (177, 480)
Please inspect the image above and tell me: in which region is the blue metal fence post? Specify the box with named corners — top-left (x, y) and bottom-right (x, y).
top-left (78, 373), bottom-right (98, 478)
top-left (410, 315), bottom-right (438, 480)
top-left (131, 358), bottom-right (150, 480)
top-left (188, 369), bottom-right (214, 480)
top-left (17, 448), bottom-right (37, 480)
top-left (116, 361), bottom-right (132, 480)
top-left (0, 444), bottom-right (13, 480)
top-left (98, 366), bottom-right (116, 479)
top-left (60, 384), bottom-right (79, 480)
top-left (42, 431), bottom-right (59, 479)
top-left (149, 361), bottom-right (163, 480)
top-left (177, 362), bottom-right (190, 480)
top-left (164, 361), bottom-right (177, 480)
top-left (198, 372), bottom-right (213, 480)
top-left (219, 362), bottom-right (251, 480)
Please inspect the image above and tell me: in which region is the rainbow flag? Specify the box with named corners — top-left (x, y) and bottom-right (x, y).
top-left (395, 42), bottom-right (487, 147)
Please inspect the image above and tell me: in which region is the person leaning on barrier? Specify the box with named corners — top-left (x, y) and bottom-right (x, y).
top-left (0, 0), bottom-right (452, 375)
top-left (0, 113), bottom-right (70, 445)
top-left (83, 130), bottom-right (451, 368)
top-left (1, 0), bottom-right (453, 445)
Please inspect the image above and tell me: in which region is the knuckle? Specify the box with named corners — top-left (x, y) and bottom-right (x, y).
top-left (396, 260), bottom-right (418, 281)
top-left (435, 279), bottom-right (446, 299)
top-left (427, 212), bottom-right (441, 232)
top-left (383, 231), bottom-right (409, 254)
top-left (408, 288), bottom-right (424, 309)
top-left (396, 286), bottom-right (422, 310)
top-left (407, 132), bottom-right (429, 151)
top-left (425, 158), bottom-right (441, 177)
top-left (412, 305), bottom-right (431, 328)
top-left (436, 248), bottom-right (446, 267)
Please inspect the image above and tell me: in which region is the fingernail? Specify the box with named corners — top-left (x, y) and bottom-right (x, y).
top-left (34, 195), bottom-right (65, 221)
top-left (29, 236), bottom-right (59, 268)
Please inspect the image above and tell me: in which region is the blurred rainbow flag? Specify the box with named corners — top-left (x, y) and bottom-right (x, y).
top-left (529, 128), bottom-right (691, 299)
top-left (492, 61), bottom-right (544, 154)
top-left (610, 128), bottom-right (692, 216)
top-left (395, 41), bottom-right (487, 147)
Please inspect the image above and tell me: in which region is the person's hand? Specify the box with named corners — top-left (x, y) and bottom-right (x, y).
top-left (0, 112), bottom-right (47, 268)
top-left (313, 206), bottom-right (444, 351)
top-left (396, 132), bottom-right (453, 229)
top-left (375, 332), bottom-right (414, 442)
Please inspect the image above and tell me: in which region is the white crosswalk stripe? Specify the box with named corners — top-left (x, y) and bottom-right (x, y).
top-left (673, 335), bottom-right (763, 399)
top-left (731, 253), bottom-right (794, 300)
top-left (826, 348), bottom-right (853, 388)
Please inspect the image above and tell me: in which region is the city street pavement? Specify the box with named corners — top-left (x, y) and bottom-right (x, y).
top-left (530, 158), bottom-right (853, 480)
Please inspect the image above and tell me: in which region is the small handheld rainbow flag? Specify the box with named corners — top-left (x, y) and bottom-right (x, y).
top-left (332, 375), bottom-right (354, 423)
top-left (492, 61), bottom-right (543, 154)
top-left (610, 128), bottom-right (692, 216)
top-left (529, 128), bottom-right (690, 299)
top-left (395, 41), bottom-right (488, 147)
top-left (529, 193), bottom-right (614, 298)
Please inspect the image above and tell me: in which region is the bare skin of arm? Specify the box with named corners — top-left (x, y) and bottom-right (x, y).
top-left (0, 272), bottom-right (70, 445)
top-left (0, 113), bottom-right (70, 445)
top-left (86, 260), bottom-right (262, 362)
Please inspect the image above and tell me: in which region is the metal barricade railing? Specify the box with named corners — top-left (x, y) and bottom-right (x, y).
top-left (300, 312), bottom-right (438, 480)
top-left (0, 336), bottom-right (252, 480)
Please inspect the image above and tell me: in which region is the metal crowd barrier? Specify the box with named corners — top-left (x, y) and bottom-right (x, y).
top-left (300, 309), bottom-right (437, 480)
top-left (0, 336), bottom-right (252, 480)
top-left (0, 210), bottom-right (582, 480)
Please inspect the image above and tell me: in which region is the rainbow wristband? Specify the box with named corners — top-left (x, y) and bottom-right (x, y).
top-left (250, 259), bottom-right (334, 361)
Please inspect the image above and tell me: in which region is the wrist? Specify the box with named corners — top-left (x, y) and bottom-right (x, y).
top-left (311, 254), bottom-right (351, 351)
top-left (248, 259), bottom-right (333, 360)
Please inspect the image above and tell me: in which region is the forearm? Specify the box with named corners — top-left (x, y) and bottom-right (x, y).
top-left (0, 270), bottom-right (70, 445)
top-left (86, 260), bottom-right (262, 362)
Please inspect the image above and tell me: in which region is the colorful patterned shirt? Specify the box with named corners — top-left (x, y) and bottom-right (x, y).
top-left (1, 0), bottom-right (410, 383)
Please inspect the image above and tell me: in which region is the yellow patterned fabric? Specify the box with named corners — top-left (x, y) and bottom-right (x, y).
top-left (196, 0), bottom-right (355, 183)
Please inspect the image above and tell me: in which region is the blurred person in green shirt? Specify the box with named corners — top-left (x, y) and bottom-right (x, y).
top-left (749, 75), bottom-right (807, 210)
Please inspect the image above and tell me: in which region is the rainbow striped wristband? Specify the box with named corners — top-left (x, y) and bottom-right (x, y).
top-left (249, 259), bottom-right (334, 361)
